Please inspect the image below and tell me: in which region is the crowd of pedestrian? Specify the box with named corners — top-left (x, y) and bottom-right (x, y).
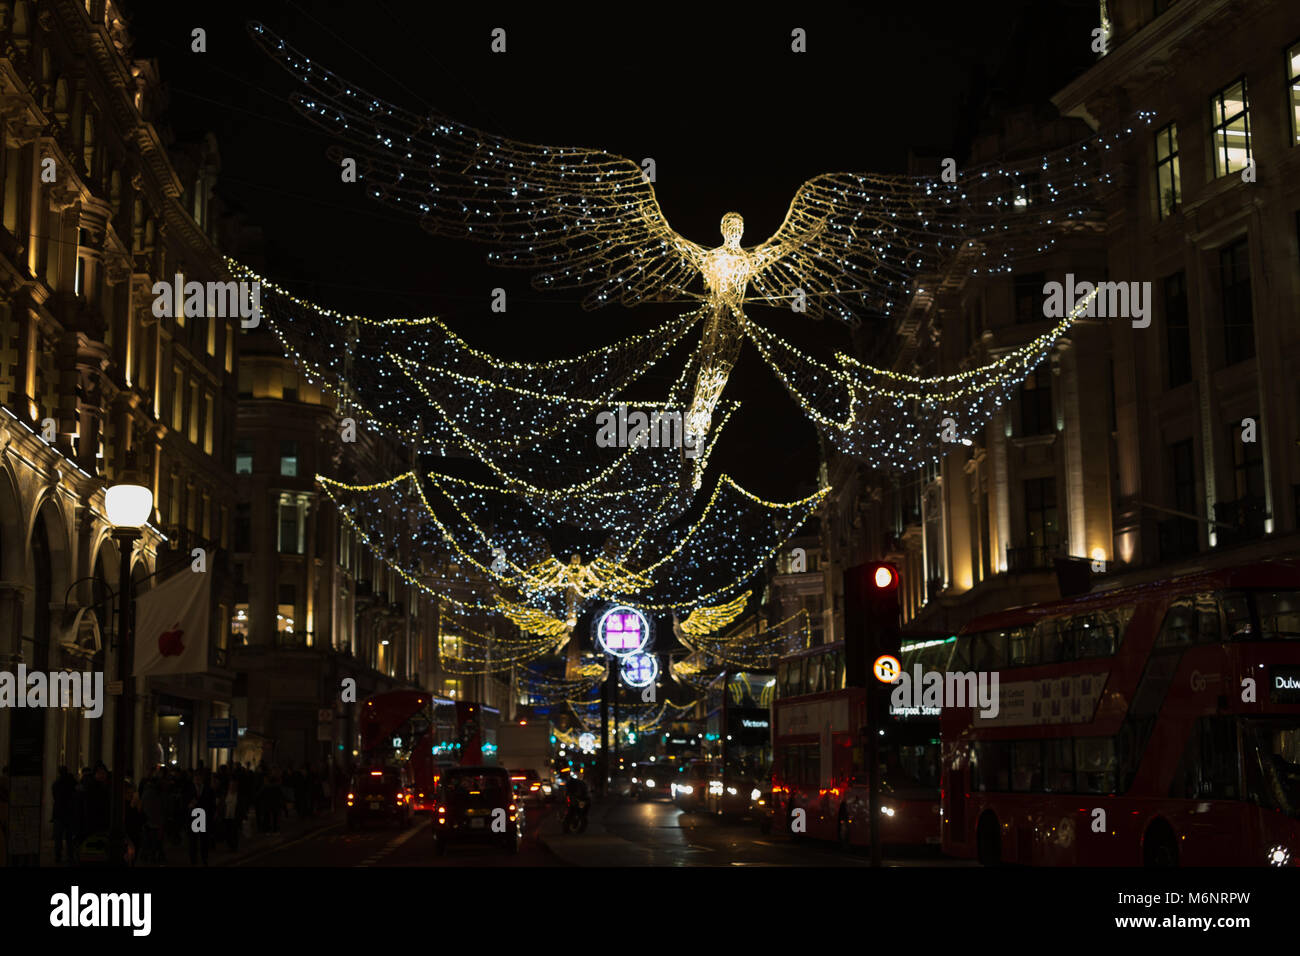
top-left (51, 760), bottom-right (336, 866)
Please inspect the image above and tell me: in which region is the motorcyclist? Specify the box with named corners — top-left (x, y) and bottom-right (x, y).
top-left (563, 773), bottom-right (591, 832)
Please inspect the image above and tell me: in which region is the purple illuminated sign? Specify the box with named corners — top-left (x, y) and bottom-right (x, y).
top-left (596, 605), bottom-right (650, 657)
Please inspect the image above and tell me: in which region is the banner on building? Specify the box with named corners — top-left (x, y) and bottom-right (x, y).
top-left (133, 568), bottom-right (210, 677)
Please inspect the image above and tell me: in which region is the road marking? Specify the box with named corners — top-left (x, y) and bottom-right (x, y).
top-left (355, 823), bottom-right (425, 868)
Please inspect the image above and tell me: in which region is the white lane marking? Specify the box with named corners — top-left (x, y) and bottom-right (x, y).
top-left (355, 823), bottom-right (424, 868)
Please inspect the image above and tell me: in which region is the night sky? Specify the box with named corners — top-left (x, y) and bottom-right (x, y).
top-left (123, 0), bottom-right (1099, 502)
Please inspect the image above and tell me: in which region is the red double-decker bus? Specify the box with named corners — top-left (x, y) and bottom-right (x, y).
top-left (360, 692), bottom-right (500, 813)
top-left (941, 560), bottom-right (1300, 866)
top-left (771, 638), bottom-right (945, 847)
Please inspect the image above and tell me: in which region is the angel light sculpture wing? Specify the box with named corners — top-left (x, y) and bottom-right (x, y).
top-left (250, 22), bottom-right (1145, 450)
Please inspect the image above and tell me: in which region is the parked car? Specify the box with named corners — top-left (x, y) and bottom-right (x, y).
top-left (433, 766), bottom-right (524, 855)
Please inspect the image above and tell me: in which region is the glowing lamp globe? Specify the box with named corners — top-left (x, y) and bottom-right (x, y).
top-left (873, 565), bottom-right (895, 589)
top-left (105, 484), bottom-right (153, 529)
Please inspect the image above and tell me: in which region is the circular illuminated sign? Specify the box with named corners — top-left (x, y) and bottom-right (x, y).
top-left (873, 654), bottom-right (901, 683)
top-left (620, 652), bottom-right (659, 688)
top-left (596, 605), bottom-right (651, 657)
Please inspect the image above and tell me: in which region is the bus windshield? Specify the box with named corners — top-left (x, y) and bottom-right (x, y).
top-left (1243, 718), bottom-right (1300, 817)
top-left (883, 722), bottom-right (941, 796)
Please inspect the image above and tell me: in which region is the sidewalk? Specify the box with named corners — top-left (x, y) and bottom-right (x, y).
top-left (536, 795), bottom-right (655, 866)
top-left (41, 805), bottom-right (343, 868)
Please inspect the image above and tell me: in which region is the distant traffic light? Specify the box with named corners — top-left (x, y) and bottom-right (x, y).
top-left (843, 561), bottom-right (901, 689)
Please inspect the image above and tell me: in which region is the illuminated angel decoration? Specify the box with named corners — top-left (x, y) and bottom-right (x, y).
top-left (250, 22), bottom-right (1149, 460)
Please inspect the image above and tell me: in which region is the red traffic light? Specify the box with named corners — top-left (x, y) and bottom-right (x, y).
top-left (871, 563), bottom-right (898, 590)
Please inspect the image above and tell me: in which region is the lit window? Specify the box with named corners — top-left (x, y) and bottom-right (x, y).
top-left (232, 600), bottom-right (249, 647)
top-left (172, 367), bottom-right (184, 430)
top-left (280, 440), bottom-right (298, 477)
top-left (203, 391), bottom-right (214, 455)
top-left (1155, 122), bottom-right (1180, 219)
top-left (1289, 41), bottom-right (1300, 146)
top-left (188, 380), bottom-right (199, 444)
top-left (278, 501), bottom-right (302, 554)
top-left (235, 437), bottom-right (253, 475)
top-left (1210, 77), bottom-right (1251, 177)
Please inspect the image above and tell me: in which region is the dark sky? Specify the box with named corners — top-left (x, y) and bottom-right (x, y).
top-left (124, 0), bottom-right (1100, 502)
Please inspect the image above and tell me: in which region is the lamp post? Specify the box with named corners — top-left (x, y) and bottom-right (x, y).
top-left (104, 480), bottom-right (153, 867)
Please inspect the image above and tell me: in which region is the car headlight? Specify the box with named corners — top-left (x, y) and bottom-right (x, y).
top-left (631, 777), bottom-right (638, 784)
top-left (881, 806), bottom-right (896, 817)
top-left (751, 788), bottom-right (761, 801)
top-left (1267, 845), bottom-right (1292, 866)
top-left (726, 786), bottom-right (737, 795)
top-left (646, 779), bottom-right (655, 788)
top-left (679, 784), bottom-right (693, 795)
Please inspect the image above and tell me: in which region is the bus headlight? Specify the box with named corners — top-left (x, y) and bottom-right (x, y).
top-left (1267, 845), bottom-right (1291, 866)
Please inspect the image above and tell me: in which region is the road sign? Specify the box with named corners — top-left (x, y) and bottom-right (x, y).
top-left (207, 717), bottom-right (237, 748)
top-left (317, 709), bottom-right (334, 741)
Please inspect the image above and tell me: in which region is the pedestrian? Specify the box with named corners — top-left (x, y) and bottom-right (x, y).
top-left (51, 766), bottom-right (79, 865)
top-left (221, 778), bottom-right (241, 851)
top-left (125, 782), bottom-right (145, 866)
top-left (186, 769), bottom-right (216, 865)
top-left (141, 772), bottom-right (165, 864)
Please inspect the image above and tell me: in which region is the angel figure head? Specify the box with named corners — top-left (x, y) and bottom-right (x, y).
top-left (720, 212), bottom-right (744, 249)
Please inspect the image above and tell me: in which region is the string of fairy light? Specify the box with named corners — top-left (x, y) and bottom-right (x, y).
top-left (243, 20), bottom-right (1157, 703)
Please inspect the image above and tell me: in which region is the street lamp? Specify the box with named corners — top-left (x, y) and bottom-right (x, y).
top-left (105, 478), bottom-right (152, 868)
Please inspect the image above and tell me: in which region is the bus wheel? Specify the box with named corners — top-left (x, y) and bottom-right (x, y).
top-left (838, 813), bottom-right (852, 848)
top-left (1143, 822), bottom-right (1179, 867)
top-left (976, 813), bottom-right (1003, 866)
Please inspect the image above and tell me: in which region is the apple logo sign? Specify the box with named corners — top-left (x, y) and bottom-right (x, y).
top-left (158, 624), bottom-right (185, 657)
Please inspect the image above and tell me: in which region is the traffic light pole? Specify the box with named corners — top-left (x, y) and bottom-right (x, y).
top-left (844, 561), bottom-right (899, 870)
top-left (599, 661), bottom-right (610, 797)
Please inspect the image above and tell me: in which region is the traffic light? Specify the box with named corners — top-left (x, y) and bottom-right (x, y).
top-left (842, 561), bottom-right (901, 689)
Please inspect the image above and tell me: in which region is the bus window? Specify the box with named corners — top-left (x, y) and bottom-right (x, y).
top-left (972, 740), bottom-right (1010, 792)
top-left (1155, 599), bottom-right (1197, 647)
top-left (1043, 738), bottom-right (1074, 792)
top-left (1075, 738), bottom-right (1117, 793)
top-left (808, 654), bottom-right (825, 694)
top-left (1222, 592), bottom-right (1252, 639)
top-left (1256, 591), bottom-right (1300, 640)
top-left (1011, 741), bottom-right (1042, 791)
top-left (1009, 628), bottom-right (1031, 666)
top-left (1243, 719), bottom-right (1300, 815)
top-left (1173, 717), bottom-right (1240, 800)
top-left (1035, 620), bottom-right (1066, 664)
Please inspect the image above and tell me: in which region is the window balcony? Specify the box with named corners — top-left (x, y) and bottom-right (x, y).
top-left (1004, 545), bottom-right (1060, 573)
